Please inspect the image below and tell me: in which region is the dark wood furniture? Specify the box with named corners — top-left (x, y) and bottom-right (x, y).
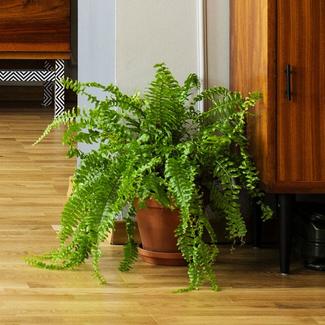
top-left (230, 0), bottom-right (325, 273)
top-left (0, 0), bottom-right (71, 116)
top-left (0, 0), bottom-right (71, 59)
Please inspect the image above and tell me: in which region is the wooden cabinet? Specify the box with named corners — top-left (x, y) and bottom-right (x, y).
top-left (277, 0), bottom-right (325, 190)
top-left (230, 0), bottom-right (325, 194)
top-left (0, 0), bottom-right (71, 59)
top-left (230, 0), bottom-right (325, 274)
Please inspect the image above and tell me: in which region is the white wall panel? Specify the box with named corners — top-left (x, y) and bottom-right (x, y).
top-left (116, 0), bottom-right (199, 93)
top-left (207, 0), bottom-right (229, 88)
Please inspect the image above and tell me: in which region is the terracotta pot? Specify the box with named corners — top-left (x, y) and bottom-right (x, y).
top-left (135, 198), bottom-right (186, 266)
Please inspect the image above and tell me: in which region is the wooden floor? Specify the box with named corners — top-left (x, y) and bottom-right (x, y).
top-left (0, 107), bottom-right (325, 325)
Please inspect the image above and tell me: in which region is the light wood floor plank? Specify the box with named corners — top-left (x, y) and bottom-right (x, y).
top-left (0, 107), bottom-right (324, 324)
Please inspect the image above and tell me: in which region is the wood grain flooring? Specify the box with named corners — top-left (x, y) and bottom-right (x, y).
top-left (0, 107), bottom-right (325, 325)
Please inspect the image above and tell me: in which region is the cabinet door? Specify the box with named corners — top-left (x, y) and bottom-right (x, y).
top-left (0, 0), bottom-right (70, 54)
top-left (277, 0), bottom-right (325, 189)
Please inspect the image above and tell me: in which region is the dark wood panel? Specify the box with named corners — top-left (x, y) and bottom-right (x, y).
top-left (272, 181), bottom-right (325, 194)
top-left (0, 0), bottom-right (71, 54)
top-left (0, 52), bottom-right (70, 60)
top-left (277, 0), bottom-right (325, 185)
top-left (230, 0), bottom-right (277, 190)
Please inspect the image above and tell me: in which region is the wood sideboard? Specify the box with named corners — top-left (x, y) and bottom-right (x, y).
top-left (230, 0), bottom-right (325, 273)
top-left (0, 0), bottom-right (71, 59)
top-left (0, 0), bottom-right (72, 116)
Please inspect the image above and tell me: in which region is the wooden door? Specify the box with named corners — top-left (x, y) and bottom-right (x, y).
top-left (0, 0), bottom-right (70, 55)
top-left (277, 0), bottom-right (325, 191)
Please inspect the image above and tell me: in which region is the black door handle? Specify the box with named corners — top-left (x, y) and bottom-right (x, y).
top-left (285, 64), bottom-right (293, 101)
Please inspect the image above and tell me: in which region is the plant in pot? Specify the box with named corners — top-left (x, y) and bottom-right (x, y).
top-left (27, 63), bottom-right (272, 291)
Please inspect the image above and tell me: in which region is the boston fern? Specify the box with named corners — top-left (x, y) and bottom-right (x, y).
top-left (27, 63), bottom-right (272, 291)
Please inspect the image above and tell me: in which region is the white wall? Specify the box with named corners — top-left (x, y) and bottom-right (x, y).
top-left (207, 0), bottom-right (229, 88)
top-left (116, 0), bottom-right (199, 94)
top-left (78, 0), bottom-right (116, 153)
top-left (78, 0), bottom-right (115, 86)
top-left (77, 0), bottom-right (229, 152)
top-left (78, 0), bottom-right (230, 94)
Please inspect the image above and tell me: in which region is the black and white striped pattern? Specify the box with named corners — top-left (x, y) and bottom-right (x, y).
top-left (43, 61), bottom-right (53, 107)
top-left (0, 59), bottom-right (66, 117)
top-left (54, 60), bottom-right (65, 117)
top-left (0, 70), bottom-right (55, 82)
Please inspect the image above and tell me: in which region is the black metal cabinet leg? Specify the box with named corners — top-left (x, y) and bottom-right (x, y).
top-left (278, 194), bottom-right (295, 275)
top-left (252, 199), bottom-right (262, 248)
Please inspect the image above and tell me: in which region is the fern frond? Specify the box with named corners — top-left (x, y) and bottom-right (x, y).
top-left (33, 108), bottom-right (79, 145)
top-left (119, 208), bottom-right (138, 272)
top-left (165, 157), bottom-right (197, 228)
